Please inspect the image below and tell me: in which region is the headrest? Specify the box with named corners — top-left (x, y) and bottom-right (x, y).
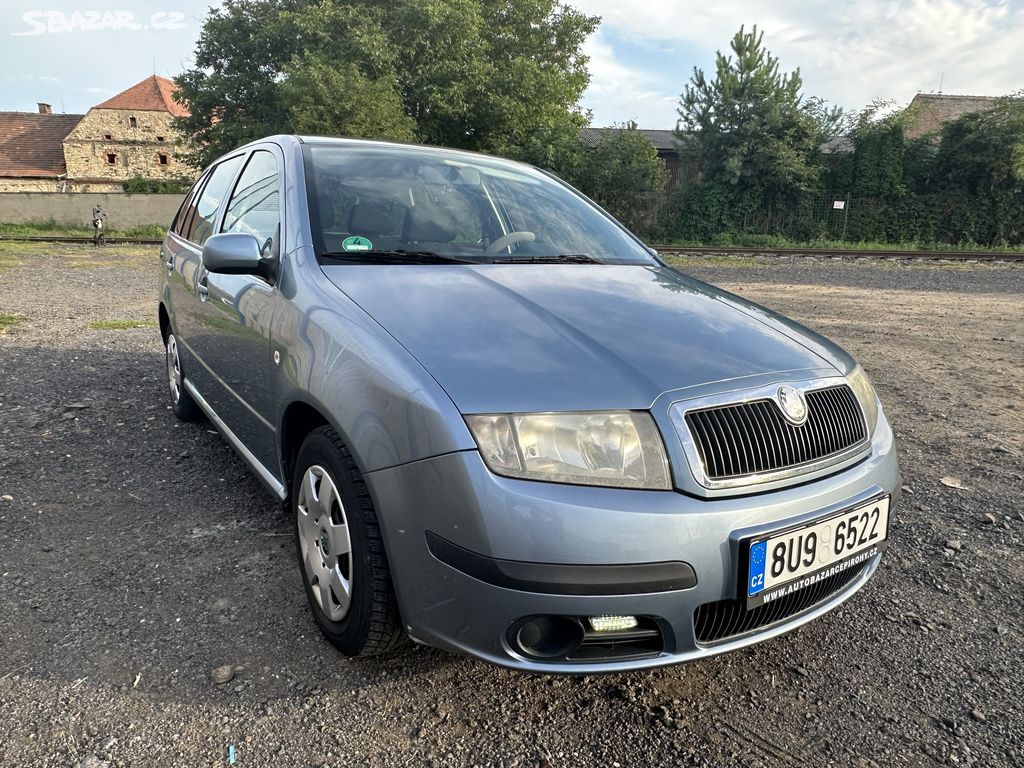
top-left (403, 204), bottom-right (458, 243)
top-left (348, 201), bottom-right (396, 236)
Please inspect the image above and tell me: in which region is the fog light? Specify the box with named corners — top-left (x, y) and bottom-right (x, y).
top-left (588, 615), bottom-right (639, 632)
top-left (514, 616), bottom-right (585, 658)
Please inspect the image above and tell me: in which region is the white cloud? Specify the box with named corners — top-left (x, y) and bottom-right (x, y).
top-left (574, 0), bottom-right (1023, 125)
top-left (582, 31), bottom-right (679, 126)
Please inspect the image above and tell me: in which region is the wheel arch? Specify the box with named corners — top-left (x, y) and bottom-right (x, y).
top-left (158, 302), bottom-right (170, 342)
top-left (279, 398), bottom-right (340, 508)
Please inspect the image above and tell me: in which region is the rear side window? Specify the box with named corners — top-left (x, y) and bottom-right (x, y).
top-left (185, 154), bottom-right (244, 246)
top-left (172, 175), bottom-right (205, 237)
top-left (222, 150), bottom-right (280, 256)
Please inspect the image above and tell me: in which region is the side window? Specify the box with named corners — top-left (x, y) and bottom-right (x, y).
top-left (222, 150), bottom-right (280, 256)
top-left (186, 154), bottom-right (244, 246)
top-left (172, 175), bottom-right (206, 237)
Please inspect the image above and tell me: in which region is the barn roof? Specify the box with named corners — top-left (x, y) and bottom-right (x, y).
top-left (0, 112), bottom-right (83, 178)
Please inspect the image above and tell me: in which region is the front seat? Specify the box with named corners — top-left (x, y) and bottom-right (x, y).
top-left (347, 201), bottom-right (399, 246)
top-left (402, 204), bottom-right (458, 245)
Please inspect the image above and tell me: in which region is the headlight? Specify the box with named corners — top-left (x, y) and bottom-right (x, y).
top-left (846, 365), bottom-right (879, 435)
top-left (465, 411), bottom-right (671, 490)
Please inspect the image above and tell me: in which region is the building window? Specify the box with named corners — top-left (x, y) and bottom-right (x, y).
top-left (156, 136), bottom-right (165, 142)
top-left (158, 154), bottom-right (169, 166)
top-left (128, 116), bottom-right (137, 128)
top-left (106, 153), bottom-right (117, 165)
top-left (104, 133), bottom-right (113, 140)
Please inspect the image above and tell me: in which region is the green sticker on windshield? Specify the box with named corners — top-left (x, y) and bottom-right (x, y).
top-left (342, 236), bottom-right (372, 252)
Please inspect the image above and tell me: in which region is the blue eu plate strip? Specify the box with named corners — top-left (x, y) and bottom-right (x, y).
top-left (748, 540), bottom-right (767, 596)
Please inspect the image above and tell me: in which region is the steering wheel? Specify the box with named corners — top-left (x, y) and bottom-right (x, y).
top-left (486, 231), bottom-right (536, 253)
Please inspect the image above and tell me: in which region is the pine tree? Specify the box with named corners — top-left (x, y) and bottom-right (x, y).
top-left (676, 26), bottom-right (841, 232)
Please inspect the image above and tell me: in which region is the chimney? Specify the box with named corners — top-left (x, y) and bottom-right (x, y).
top-left (38, 103), bottom-right (52, 114)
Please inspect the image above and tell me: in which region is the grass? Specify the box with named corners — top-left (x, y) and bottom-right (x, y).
top-left (0, 313), bottom-right (24, 331)
top-left (0, 220), bottom-right (165, 240)
top-left (88, 319), bottom-right (156, 331)
top-left (0, 250), bottom-right (19, 274)
top-left (0, 241), bottom-right (156, 266)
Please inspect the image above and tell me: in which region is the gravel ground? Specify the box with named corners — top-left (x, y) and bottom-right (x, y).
top-left (0, 244), bottom-right (1022, 768)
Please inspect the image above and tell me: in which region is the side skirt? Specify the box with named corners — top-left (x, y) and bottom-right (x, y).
top-left (183, 378), bottom-right (286, 500)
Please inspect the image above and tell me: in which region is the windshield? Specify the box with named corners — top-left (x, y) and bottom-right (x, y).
top-left (302, 143), bottom-right (655, 265)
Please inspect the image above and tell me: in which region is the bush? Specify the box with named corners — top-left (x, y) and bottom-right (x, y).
top-left (122, 176), bottom-right (191, 194)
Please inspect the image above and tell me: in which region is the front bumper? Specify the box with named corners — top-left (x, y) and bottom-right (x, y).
top-left (366, 412), bottom-right (900, 672)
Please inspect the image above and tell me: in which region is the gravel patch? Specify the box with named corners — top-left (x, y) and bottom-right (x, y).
top-left (1, 246), bottom-right (1022, 767)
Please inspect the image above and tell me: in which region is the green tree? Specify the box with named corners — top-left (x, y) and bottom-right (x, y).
top-left (173, 0), bottom-right (307, 167)
top-left (819, 101), bottom-right (936, 243)
top-left (571, 123), bottom-right (668, 236)
top-left (931, 93), bottom-right (1024, 245)
top-left (173, 0), bottom-right (598, 168)
top-left (278, 2), bottom-right (415, 142)
top-left (675, 25), bottom-right (841, 234)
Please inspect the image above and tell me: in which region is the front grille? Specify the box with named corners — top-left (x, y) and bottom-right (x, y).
top-left (684, 385), bottom-right (866, 482)
top-left (693, 560), bottom-right (870, 644)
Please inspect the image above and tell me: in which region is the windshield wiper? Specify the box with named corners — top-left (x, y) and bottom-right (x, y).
top-left (321, 250), bottom-right (475, 264)
top-left (489, 254), bottom-right (600, 264)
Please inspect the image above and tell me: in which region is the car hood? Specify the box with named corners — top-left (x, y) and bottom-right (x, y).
top-left (320, 262), bottom-right (840, 413)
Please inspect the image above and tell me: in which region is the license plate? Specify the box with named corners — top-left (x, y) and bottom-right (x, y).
top-left (744, 496), bottom-right (889, 609)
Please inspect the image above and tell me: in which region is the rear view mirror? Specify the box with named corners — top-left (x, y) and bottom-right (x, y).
top-left (202, 233), bottom-right (263, 275)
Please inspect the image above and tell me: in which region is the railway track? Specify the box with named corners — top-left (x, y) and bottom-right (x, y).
top-left (649, 244), bottom-right (1024, 262)
top-left (2, 234), bottom-right (1022, 261)
top-left (0, 235), bottom-right (163, 245)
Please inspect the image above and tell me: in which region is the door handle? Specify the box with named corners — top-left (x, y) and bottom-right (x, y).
top-left (197, 274), bottom-right (209, 301)
top-left (164, 252), bottom-right (174, 272)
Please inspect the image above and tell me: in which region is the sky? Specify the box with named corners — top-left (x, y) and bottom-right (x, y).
top-left (1, 0), bottom-right (1021, 127)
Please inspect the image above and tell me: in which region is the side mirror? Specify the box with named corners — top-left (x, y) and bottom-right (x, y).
top-left (202, 233), bottom-right (264, 275)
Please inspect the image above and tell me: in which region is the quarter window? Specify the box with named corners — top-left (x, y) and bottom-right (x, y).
top-left (171, 175), bottom-right (206, 237)
top-left (222, 150), bottom-right (280, 256)
top-left (185, 155), bottom-right (244, 246)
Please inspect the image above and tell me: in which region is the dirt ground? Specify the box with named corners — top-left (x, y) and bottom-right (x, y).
top-left (1, 244), bottom-right (1022, 768)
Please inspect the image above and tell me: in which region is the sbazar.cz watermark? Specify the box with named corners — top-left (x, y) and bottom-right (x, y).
top-left (12, 10), bottom-right (187, 35)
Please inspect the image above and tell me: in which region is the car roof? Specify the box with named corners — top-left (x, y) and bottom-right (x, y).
top-left (234, 134), bottom-right (538, 171)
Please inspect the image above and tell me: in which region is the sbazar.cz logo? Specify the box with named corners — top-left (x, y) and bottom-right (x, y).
top-left (12, 10), bottom-right (187, 36)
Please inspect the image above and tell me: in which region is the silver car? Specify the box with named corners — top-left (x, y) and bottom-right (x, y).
top-left (158, 136), bottom-right (900, 672)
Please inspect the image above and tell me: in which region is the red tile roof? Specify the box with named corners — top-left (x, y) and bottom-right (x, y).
top-left (93, 75), bottom-right (189, 117)
top-left (0, 112), bottom-right (83, 178)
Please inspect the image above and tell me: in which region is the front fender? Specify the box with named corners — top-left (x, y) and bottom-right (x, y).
top-left (273, 247), bottom-right (474, 478)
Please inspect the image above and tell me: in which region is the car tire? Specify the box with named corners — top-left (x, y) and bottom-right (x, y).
top-left (292, 425), bottom-right (405, 657)
top-left (165, 331), bottom-right (204, 422)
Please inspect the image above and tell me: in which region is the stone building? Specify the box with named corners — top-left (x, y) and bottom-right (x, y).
top-left (903, 93), bottom-right (998, 140)
top-left (62, 75), bottom-right (192, 191)
top-left (0, 75), bottom-right (193, 192)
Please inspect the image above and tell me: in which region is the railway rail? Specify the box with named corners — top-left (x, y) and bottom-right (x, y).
top-left (649, 244), bottom-right (1024, 262)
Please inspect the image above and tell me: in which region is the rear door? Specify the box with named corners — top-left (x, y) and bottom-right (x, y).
top-left (169, 153), bottom-right (246, 398)
top-left (186, 147), bottom-right (283, 472)
top-left (163, 170), bottom-right (206, 352)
